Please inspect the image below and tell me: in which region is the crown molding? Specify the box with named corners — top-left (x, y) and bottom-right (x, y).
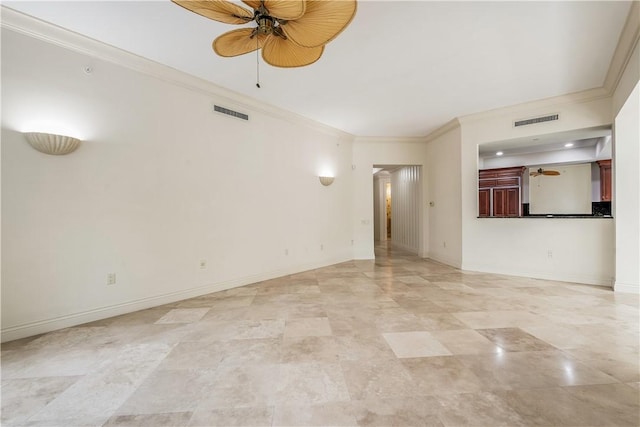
top-left (603, 1), bottom-right (640, 95)
top-left (423, 118), bottom-right (461, 143)
top-left (355, 118), bottom-right (462, 144)
top-left (3, 4), bottom-right (636, 144)
top-left (455, 87), bottom-right (611, 127)
top-left (420, 87), bottom-right (610, 143)
top-left (0, 6), bottom-right (354, 141)
top-left (354, 136), bottom-right (427, 144)
top-left (454, 3), bottom-right (639, 129)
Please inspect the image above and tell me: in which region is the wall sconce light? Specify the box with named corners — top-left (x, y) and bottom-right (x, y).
top-left (24, 132), bottom-right (82, 155)
top-left (319, 176), bottom-right (335, 186)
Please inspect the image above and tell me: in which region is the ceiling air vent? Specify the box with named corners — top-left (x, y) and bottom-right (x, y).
top-left (514, 114), bottom-right (558, 127)
top-left (214, 105), bottom-right (248, 121)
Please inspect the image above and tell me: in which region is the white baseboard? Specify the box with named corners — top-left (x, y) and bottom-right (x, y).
top-left (427, 252), bottom-right (462, 269)
top-left (461, 263), bottom-right (613, 287)
top-left (353, 250), bottom-right (375, 260)
top-left (1, 256), bottom-right (350, 343)
top-left (614, 281), bottom-right (640, 293)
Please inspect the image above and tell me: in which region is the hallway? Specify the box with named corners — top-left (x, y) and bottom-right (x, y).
top-left (2, 245), bottom-right (639, 426)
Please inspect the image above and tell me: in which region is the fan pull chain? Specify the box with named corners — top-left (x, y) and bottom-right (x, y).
top-left (256, 36), bottom-right (261, 88)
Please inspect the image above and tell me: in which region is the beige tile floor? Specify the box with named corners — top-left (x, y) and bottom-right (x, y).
top-left (2, 242), bottom-right (639, 426)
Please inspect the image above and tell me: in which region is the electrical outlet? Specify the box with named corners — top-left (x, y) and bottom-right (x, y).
top-left (107, 273), bottom-right (116, 285)
top-left (320, 244), bottom-right (324, 251)
top-left (351, 240), bottom-right (354, 246)
top-left (443, 241), bottom-right (447, 248)
top-left (285, 249), bottom-right (289, 256)
top-left (199, 259), bottom-right (207, 269)
top-left (547, 250), bottom-right (553, 258)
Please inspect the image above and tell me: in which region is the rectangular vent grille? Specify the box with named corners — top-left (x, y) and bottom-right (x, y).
top-left (514, 114), bottom-right (558, 127)
top-left (214, 105), bottom-right (248, 121)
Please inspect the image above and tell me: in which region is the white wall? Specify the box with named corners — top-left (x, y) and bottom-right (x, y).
top-left (610, 3), bottom-right (639, 294)
top-left (462, 218), bottom-right (614, 285)
top-left (372, 174), bottom-right (389, 242)
top-left (1, 27), bottom-right (355, 341)
top-left (3, 4), bottom-right (637, 344)
top-left (611, 3), bottom-right (640, 116)
top-left (425, 124), bottom-right (462, 267)
top-left (459, 95), bottom-right (615, 286)
top-left (613, 82), bottom-right (640, 293)
top-left (529, 163), bottom-right (592, 215)
top-left (591, 162), bottom-right (601, 202)
top-left (390, 166), bottom-right (421, 253)
top-left (352, 138), bottom-right (428, 259)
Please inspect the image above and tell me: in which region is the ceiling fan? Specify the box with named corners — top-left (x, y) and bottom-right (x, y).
top-left (530, 168), bottom-right (560, 177)
top-left (172, 0), bottom-right (357, 70)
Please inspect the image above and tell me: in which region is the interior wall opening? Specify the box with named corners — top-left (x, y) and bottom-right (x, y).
top-left (372, 165), bottom-right (422, 256)
top-left (477, 126), bottom-right (612, 218)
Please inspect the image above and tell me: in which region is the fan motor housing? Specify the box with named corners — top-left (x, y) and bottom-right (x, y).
top-left (257, 16), bottom-right (274, 35)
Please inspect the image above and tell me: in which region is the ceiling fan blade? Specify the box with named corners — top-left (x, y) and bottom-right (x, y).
top-left (213, 28), bottom-right (266, 57)
top-left (242, 1), bottom-right (305, 20)
top-left (542, 170), bottom-right (561, 176)
top-left (172, 0), bottom-right (254, 25)
top-left (263, 0), bottom-right (305, 20)
top-left (262, 36), bottom-right (324, 67)
top-left (242, 0), bottom-right (261, 9)
top-left (281, 0), bottom-right (356, 48)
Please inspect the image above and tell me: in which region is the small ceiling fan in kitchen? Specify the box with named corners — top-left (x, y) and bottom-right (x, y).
top-left (530, 168), bottom-right (560, 177)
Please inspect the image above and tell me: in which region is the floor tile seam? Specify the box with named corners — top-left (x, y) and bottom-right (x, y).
top-left (560, 382), bottom-right (640, 395)
top-left (338, 357), bottom-right (417, 388)
top-left (493, 383), bottom-right (640, 423)
top-left (338, 349), bottom-right (398, 364)
top-left (456, 349), bottom-right (591, 359)
top-left (0, 373), bottom-right (87, 382)
top-left (491, 376), bottom-right (625, 392)
top-left (25, 343), bottom-right (178, 423)
top-left (109, 409), bottom-right (197, 423)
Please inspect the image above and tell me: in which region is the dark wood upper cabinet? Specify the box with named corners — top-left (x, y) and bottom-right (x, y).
top-left (597, 159), bottom-right (612, 202)
top-left (479, 166), bottom-right (526, 217)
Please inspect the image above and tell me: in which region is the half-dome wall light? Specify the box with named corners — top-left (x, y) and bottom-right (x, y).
top-left (319, 176), bottom-right (335, 186)
top-left (23, 132), bottom-right (82, 155)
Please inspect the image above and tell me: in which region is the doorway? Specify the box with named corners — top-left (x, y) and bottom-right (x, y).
top-left (373, 170), bottom-right (390, 242)
top-left (386, 182), bottom-right (391, 239)
top-left (373, 165), bottom-right (422, 254)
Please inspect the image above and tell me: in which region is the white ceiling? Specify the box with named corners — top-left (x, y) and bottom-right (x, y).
top-left (3, 1), bottom-right (632, 138)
